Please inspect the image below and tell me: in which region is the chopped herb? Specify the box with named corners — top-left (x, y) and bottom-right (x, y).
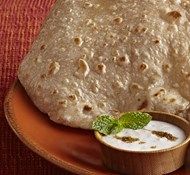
top-left (152, 131), bottom-right (178, 141)
top-left (115, 136), bottom-right (140, 143)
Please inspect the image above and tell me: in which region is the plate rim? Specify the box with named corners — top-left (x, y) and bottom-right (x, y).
top-left (4, 80), bottom-right (98, 175)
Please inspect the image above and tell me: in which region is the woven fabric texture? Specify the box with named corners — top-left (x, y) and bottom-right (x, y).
top-left (0, 0), bottom-right (73, 174)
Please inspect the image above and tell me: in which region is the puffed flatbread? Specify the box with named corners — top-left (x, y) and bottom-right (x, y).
top-left (18, 0), bottom-right (190, 129)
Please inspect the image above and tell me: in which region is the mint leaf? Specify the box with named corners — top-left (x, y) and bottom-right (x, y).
top-left (111, 123), bottom-right (123, 134)
top-left (92, 115), bottom-right (117, 135)
top-left (92, 112), bottom-right (152, 135)
top-left (118, 112), bottom-right (152, 130)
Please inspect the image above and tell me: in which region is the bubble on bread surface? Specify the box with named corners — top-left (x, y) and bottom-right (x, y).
top-left (96, 63), bottom-right (106, 74)
top-left (91, 84), bottom-right (99, 93)
top-left (154, 39), bottom-right (160, 44)
top-left (60, 47), bottom-right (66, 52)
top-left (86, 19), bottom-right (94, 26)
top-left (48, 61), bottom-right (60, 75)
top-left (139, 63), bottom-right (148, 71)
top-left (116, 81), bottom-right (125, 89)
top-left (113, 17), bottom-right (123, 24)
top-left (130, 83), bottom-right (144, 93)
top-left (91, 80), bottom-right (100, 93)
top-left (112, 80), bottom-right (125, 90)
top-left (74, 37), bottom-right (83, 46)
top-left (68, 94), bottom-right (77, 101)
top-left (166, 11), bottom-right (182, 23)
top-left (162, 63), bottom-right (172, 72)
top-left (58, 100), bottom-right (68, 108)
top-left (84, 2), bottom-right (93, 8)
top-left (40, 44), bottom-right (45, 50)
top-left (103, 43), bottom-right (108, 47)
top-left (133, 25), bottom-right (148, 34)
top-left (181, 1), bottom-right (190, 8)
top-left (117, 55), bottom-right (130, 66)
top-left (51, 89), bottom-right (59, 95)
top-left (83, 105), bottom-right (92, 113)
top-left (169, 98), bottom-right (177, 103)
top-left (98, 56), bottom-right (104, 62)
top-left (75, 89), bottom-right (83, 97)
top-left (34, 56), bottom-right (42, 63)
top-left (40, 74), bottom-right (46, 79)
top-left (76, 59), bottom-right (90, 78)
top-left (167, 11), bottom-right (182, 19)
top-left (153, 88), bottom-right (166, 97)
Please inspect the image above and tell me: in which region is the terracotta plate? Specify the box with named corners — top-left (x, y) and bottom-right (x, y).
top-left (4, 80), bottom-right (190, 175)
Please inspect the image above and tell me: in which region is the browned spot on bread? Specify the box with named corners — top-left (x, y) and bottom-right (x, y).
top-left (68, 95), bottom-right (77, 101)
top-left (40, 74), bottom-right (46, 79)
top-left (48, 61), bottom-right (60, 75)
top-left (83, 105), bottom-right (92, 112)
top-left (119, 56), bottom-right (126, 62)
top-left (74, 37), bottom-right (83, 46)
top-left (130, 83), bottom-right (144, 92)
top-left (52, 89), bottom-right (59, 95)
top-left (96, 63), bottom-right (106, 74)
top-left (133, 26), bottom-right (148, 34)
top-left (117, 55), bottom-right (130, 66)
top-left (113, 17), bottom-right (123, 24)
top-left (162, 64), bottom-right (171, 72)
top-left (139, 63), bottom-right (148, 71)
top-left (167, 11), bottom-right (182, 19)
top-left (154, 40), bottom-right (160, 44)
top-left (40, 45), bottom-right (45, 50)
top-left (153, 89), bottom-right (165, 97)
top-left (138, 100), bottom-right (148, 110)
top-left (169, 98), bottom-right (176, 103)
top-left (58, 100), bottom-right (68, 107)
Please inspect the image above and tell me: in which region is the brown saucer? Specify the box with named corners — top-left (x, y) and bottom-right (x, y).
top-left (4, 80), bottom-right (190, 175)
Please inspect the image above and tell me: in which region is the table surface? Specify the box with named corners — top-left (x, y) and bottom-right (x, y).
top-left (0, 0), bottom-right (74, 174)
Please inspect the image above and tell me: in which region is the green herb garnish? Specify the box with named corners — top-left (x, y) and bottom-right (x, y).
top-left (92, 112), bottom-right (152, 135)
top-left (92, 115), bottom-right (117, 135)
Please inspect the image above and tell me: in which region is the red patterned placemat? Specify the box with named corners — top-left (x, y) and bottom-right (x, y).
top-left (0, 0), bottom-right (73, 174)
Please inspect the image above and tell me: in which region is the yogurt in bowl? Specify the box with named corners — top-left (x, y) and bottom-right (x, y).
top-left (94, 111), bottom-right (190, 175)
top-left (102, 120), bottom-right (186, 152)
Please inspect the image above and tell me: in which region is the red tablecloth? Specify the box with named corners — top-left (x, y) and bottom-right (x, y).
top-left (0, 1), bottom-right (73, 174)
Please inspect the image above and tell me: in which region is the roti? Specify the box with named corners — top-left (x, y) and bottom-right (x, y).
top-left (18, 0), bottom-right (190, 129)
